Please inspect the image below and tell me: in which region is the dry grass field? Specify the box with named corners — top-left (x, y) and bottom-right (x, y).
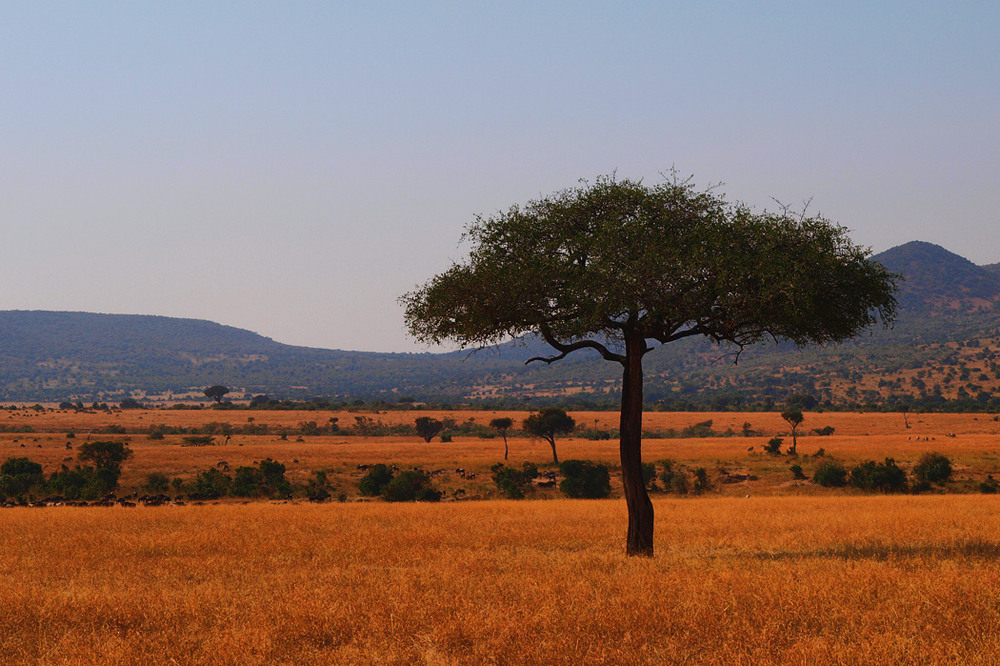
top-left (5, 408), bottom-right (1000, 663)
top-left (5, 497), bottom-right (1000, 664)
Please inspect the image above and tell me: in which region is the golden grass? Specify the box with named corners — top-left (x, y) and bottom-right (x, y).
top-left (5, 497), bottom-right (1000, 664)
top-left (4, 408), bottom-right (1000, 496)
top-left (6, 409), bottom-right (1000, 662)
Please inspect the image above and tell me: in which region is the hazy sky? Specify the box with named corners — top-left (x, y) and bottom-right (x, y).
top-left (2, 2), bottom-right (998, 352)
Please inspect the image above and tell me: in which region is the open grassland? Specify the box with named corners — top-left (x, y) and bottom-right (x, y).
top-left (5, 497), bottom-right (1000, 664)
top-left (6, 409), bottom-right (1000, 662)
top-left (3, 408), bottom-right (1000, 497)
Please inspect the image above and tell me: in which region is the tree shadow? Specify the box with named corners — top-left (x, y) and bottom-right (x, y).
top-left (753, 539), bottom-right (1000, 562)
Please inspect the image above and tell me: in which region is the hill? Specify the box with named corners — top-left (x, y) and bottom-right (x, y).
top-left (2, 241), bottom-right (1000, 407)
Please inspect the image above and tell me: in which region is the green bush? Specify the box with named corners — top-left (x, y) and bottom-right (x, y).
top-left (382, 470), bottom-right (441, 502)
top-left (764, 437), bottom-right (783, 454)
top-left (692, 467), bottom-right (711, 494)
top-left (669, 471), bottom-right (690, 494)
top-left (812, 461), bottom-right (848, 487)
top-left (306, 470), bottom-right (332, 501)
top-left (491, 462), bottom-right (539, 499)
top-left (144, 472), bottom-right (170, 493)
top-left (359, 464), bottom-right (394, 497)
top-left (190, 468), bottom-right (231, 499)
top-left (0, 457), bottom-right (44, 497)
top-left (641, 462), bottom-right (657, 488)
top-left (559, 460), bottom-right (610, 499)
top-left (790, 464), bottom-right (806, 480)
top-left (849, 458), bottom-right (907, 493)
top-left (231, 466), bottom-right (266, 497)
top-left (913, 452), bottom-right (952, 485)
top-left (979, 475), bottom-right (999, 494)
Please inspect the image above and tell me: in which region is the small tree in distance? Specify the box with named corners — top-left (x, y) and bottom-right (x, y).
top-left (402, 174), bottom-right (898, 556)
top-left (523, 407), bottom-right (575, 464)
top-left (204, 385), bottom-right (230, 403)
top-left (489, 417), bottom-right (514, 460)
top-left (414, 417), bottom-right (445, 443)
top-left (781, 409), bottom-right (804, 455)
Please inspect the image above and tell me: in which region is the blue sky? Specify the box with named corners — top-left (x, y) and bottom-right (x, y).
top-left (1, 2), bottom-right (998, 352)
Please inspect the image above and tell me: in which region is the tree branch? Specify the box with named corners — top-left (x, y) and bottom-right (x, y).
top-left (527, 324), bottom-right (626, 365)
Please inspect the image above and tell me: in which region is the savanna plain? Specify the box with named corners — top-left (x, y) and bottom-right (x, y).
top-left (5, 407), bottom-right (1000, 664)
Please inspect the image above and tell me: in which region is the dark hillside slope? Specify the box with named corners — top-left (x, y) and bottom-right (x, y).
top-left (3, 240), bottom-right (1000, 405)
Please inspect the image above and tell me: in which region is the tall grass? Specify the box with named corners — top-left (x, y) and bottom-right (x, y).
top-left (4, 496), bottom-right (1000, 664)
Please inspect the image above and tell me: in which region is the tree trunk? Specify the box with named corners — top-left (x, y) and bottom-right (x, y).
top-left (503, 436), bottom-right (509, 461)
top-left (547, 436), bottom-right (559, 464)
top-left (620, 332), bottom-right (653, 557)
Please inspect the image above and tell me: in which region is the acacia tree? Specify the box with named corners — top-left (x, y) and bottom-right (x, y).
top-left (522, 408), bottom-right (575, 464)
top-left (204, 385), bottom-right (230, 403)
top-left (781, 409), bottom-right (804, 454)
top-left (489, 417), bottom-right (514, 460)
top-left (414, 416), bottom-right (445, 442)
top-left (401, 175), bottom-right (897, 557)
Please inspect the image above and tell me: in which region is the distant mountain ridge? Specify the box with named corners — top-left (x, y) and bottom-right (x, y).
top-left (2, 240), bottom-right (1000, 406)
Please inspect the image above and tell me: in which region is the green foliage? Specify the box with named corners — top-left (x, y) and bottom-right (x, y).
top-left (979, 475), bottom-right (999, 494)
top-left (790, 464), bottom-right (806, 480)
top-left (402, 175), bottom-right (897, 352)
top-left (849, 458), bottom-right (908, 493)
top-left (204, 385), bottom-right (230, 403)
top-left (489, 417), bottom-right (513, 432)
top-left (77, 441), bottom-right (132, 471)
top-left (764, 437), bottom-right (784, 455)
top-left (144, 472), bottom-right (170, 493)
top-left (359, 464), bottom-right (394, 497)
top-left (812, 426), bottom-right (836, 436)
top-left (381, 470), bottom-right (441, 502)
top-left (913, 452), bottom-right (953, 484)
top-left (231, 466), bottom-right (265, 497)
top-left (812, 461), bottom-right (848, 487)
top-left (692, 468), bottom-right (711, 494)
top-left (190, 468), bottom-right (231, 499)
top-left (414, 417), bottom-right (444, 442)
top-left (490, 462), bottom-right (539, 499)
top-left (0, 457), bottom-right (44, 497)
top-left (641, 462), bottom-right (657, 488)
top-left (559, 459), bottom-right (611, 499)
top-left (523, 408), bottom-right (575, 441)
top-left (306, 470), bottom-right (332, 502)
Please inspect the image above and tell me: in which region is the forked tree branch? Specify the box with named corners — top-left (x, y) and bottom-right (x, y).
top-left (526, 324), bottom-right (626, 365)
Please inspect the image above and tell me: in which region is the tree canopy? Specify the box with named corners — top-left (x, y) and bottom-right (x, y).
top-left (402, 174), bottom-right (898, 556)
top-left (522, 407), bottom-right (575, 464)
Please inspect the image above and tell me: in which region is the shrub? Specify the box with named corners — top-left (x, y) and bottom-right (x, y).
top-left (414, 417), bottom-right (444, 442)
top-left (306, 470), bottom-right (332, 502)
top-left (559, 460), bottom-right (610, 499)
top-left (669, 471), bottom-right (690, 494)
top-left (231, 466), bottom-right (266, 497)
top-left (764, 437), bottom-right (783, 455)
top-left (144, 472), bottom-right (170, 493)
top-left (692, 467), bottom-right (711, 494)
top-left (659, 459), bottom-right (676, 488)
top-left (0, 457), bottom-right (44, 496)
top-left (439, 433), bottom-right (453, 443)
top-left (979, 475), bottom-right (999, 494)
top-left (382, 470), bottom-right (441, 502)
top-left (812, 461), bottom-right (848, 487)
top-left (790, 464), bottom-right (806, 480)
top-left (359, 464), bottom-right (394, 496)
top-left (641, 462), bottom-right (657, 489)
top-left (491, 462), bottom-right (539, 499)
top-left (913, 452), bottom-right (952, 485)
top-left (812, 426), bottom-right (835, 436)
top-left (849, 458), bottom-right (907, 493)
top-left (190, 468), bottom-right (231, 499)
